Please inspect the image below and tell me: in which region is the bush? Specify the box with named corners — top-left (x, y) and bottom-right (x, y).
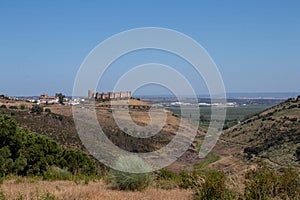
top-left (19, 130), bottom-right (62, 175)
top-left (158, 168), bottom-right (179, 180)
top-left (244, 164), bottom-right (277, 200)
top-left (193, 170), bottom-right (235, 200)
top-left (0, 105), bottom-right (6, 109)
top-left (45, 108), bottom-right (51, 113)
top-left (244, 146), bottom-right (260, 156)
top-left (19, 105), bottom-right (26, 110)
top-left (179, 170), bottom-right (200, 189)
top-left (0, 114), bottom-right (97, 177)
top-left (8, 106), bottom-right (18, 110)
top-left (43, 166), bottom-right (72, 181)
top-left (156, 169), bottom-right (202, 190)
top-left (277, 167), bottom-right (300, 198)
top-left (31, 105), bottom-right (43, 114)
top-left (59, 150), bottom-right (96, 176)
top-left (0, 147), bottom-right (14, 177)
top-left (244, 163), bottom-right (300, 199)
top-left (155, 168), bottom-right (180, 189)
top-left (108, 155), bottom-right (153, 191)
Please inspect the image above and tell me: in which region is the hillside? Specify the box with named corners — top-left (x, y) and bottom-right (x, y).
top-left (3, 95), bottom-right (300, 173)
top-left (218, 96), bottom-right (300, 168)
top-left (0, 99), bottom-right (203, 171)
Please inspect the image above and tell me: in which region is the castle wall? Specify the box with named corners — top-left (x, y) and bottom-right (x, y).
top-left (88, 90), bottom-right (131, 100)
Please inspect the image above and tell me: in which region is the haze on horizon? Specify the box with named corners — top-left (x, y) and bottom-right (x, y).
top-left (0, 1), bottom-right (299, 96)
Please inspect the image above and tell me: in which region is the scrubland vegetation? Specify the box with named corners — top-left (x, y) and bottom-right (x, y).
top-left (1, 96), bottom-right (300, 199)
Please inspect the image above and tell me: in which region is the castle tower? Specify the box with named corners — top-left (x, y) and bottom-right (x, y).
top-left (127, 91), bottom-right (131, 99)
top-left (88, 90), bottom-right (93, 99)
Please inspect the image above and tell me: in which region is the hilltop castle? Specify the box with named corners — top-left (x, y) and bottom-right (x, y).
top-left (88, 90), bottom-right (131, 100)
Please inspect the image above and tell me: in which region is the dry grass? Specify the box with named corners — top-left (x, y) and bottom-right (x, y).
top-left (1, 179), bottom-right (192, 200)
top-left (44, 104), bottom-right (73, 116)
top-left (0, 101), bottom-right (33, 109)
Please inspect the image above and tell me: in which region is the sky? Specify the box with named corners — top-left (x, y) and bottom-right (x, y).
top-left (0, 1), bottom-right (299, 96)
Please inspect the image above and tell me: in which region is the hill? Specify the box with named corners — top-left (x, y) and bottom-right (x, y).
top-left (217, 96), bottom-right (300, 169)
top-left (0, 99), bottom-right (203, 171)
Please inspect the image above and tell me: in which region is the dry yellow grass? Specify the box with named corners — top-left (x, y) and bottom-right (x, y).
top-left (1, 179), bottom-right (192, 200)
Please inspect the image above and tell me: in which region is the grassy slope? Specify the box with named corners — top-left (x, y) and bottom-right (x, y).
top-left (220, 96), bottom-right (300, 168)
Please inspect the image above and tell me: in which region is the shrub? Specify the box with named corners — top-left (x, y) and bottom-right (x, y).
top-left (244, 163), bottom-right (300, 199)
top-left (193, 170), bottom-right (235, 200)
top-left (157, 179), bottom-right (179, 190)
top-left (178, 170), bottom-right (200, 189)
top-left (244, 146), bottom-right (260, 156)
top-left (277, 167), bottom-right (300, 198)
top-left (43, 166), bottom-right (72, 181)
top-left (108, 155), bottom-right (153, 191)
top-left (45, 108), bottom-right (51, 113)
top-left (155, 168), bottom-right (180, 189)
top-left (0, 114), bottom-right (96, 177)
top-left (9, 106), bottom-right (18, 110)
top-left (244, 164), bottom-right (277, 200)
top-left (0, 147), bottom-right (14, 177)
top-left (156, 169), bottom-right (203, 190)
top-left (19, 105), bottom-right (26, 110)
top-left (158, 168), bottom-right (179, 180)
top-left (19, 130), bottom-right (62, 175)
top-left (0, 105), bottom-right (6, 109)
top-left (31, 105), bottom-right (43, 114)
top-left (59, 150), bottom-right (96, 176)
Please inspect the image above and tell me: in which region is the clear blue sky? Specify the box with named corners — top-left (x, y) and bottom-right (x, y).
top-left (0, 1), bottom-right (299, 96)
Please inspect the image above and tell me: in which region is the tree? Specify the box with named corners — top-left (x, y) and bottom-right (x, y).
top-left (31, 105), bottom-right (43, 114)
top-left (0, 146), bottom-right (13, 176)
top-left (59, 150), bottom-right (96, 175)
top-left (56, 93), bottom-right (65, 104)
top-left (0, 114), bottom-right (97, 177)
top-left (20, 130), bottom-right (62, 175)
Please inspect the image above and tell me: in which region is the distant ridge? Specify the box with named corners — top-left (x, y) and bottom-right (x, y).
top-left (134, 92), bottom-right (299, 99)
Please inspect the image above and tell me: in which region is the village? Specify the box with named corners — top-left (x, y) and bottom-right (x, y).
top-left (0, 90), bottom-right (132, 107)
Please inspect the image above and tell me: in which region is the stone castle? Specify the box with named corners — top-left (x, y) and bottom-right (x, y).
top-left (88, 90), bottom-right (131, 100)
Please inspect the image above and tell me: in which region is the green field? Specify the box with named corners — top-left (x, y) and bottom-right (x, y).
top-left (167, 105), bottom-right (271, 129)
